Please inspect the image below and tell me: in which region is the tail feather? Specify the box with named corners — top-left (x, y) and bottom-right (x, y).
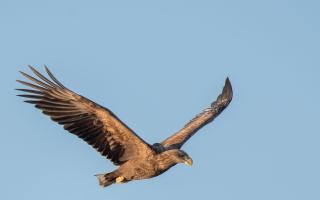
top-left (95, 171), bottom-right (118, 187)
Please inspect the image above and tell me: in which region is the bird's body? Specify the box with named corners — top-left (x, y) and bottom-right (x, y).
top-left (99, 149), bottom-right (186, 186)
top-left (17, 66), bottom-right (232, 187)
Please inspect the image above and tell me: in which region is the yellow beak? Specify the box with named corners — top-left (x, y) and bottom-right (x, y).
top-left (184, 158), bottom-right (193, 166)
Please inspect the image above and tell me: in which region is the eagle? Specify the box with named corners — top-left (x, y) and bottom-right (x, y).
top-left (16, 66), bottom-right (233, 187)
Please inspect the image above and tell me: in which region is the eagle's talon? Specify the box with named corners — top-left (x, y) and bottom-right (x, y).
top-left (116, 176), bottom-right (125, 183)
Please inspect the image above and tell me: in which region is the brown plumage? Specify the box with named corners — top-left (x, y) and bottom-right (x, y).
top-left (16, 66), bottom-right (233, 187)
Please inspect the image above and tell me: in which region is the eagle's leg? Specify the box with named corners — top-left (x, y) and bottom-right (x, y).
top-left (115, 176), bottom-right (125, 184)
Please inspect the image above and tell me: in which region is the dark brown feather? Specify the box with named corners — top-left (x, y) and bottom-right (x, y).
top-left (16, 80), bottom-right (46, 91)
top-left (28, 65), bottom-right (58, 87)
top-left (44, 65), bottom-right (66, 89)
top-left (16, 88), bottom-right (43, 95)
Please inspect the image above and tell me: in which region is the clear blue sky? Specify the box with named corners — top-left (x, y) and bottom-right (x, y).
top-left (1, 0), bottom-right (319, 199)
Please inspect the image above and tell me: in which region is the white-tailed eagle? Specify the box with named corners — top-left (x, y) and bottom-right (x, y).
top-left (16, 66), bottom-right (233, 187)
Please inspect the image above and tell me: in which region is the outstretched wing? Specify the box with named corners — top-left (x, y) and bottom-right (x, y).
top-left (17, 66), bottom-right (154, 165)
top-left (161, 78), bottom-right (233, 150)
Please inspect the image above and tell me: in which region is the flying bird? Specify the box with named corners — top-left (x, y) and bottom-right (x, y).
top-left (16, 66), bottom-right (233, 187)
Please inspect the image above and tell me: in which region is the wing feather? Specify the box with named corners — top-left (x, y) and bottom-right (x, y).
top-left (161, 78), bottom-right (233, 150)
top-left (17, 66), bottom-right (154, 165)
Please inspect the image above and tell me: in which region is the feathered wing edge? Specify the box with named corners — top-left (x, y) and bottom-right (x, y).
top-left (16, 66), bottom-right (154, 165)
top-left (161, 78), bottom-right (233, 150)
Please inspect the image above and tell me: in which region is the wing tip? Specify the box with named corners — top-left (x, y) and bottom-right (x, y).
top-left (223, 77), bottom-right (233, 101)
top-left (43, 64), bottom-right (50, 73)
top-left (28, 65), bottom-right (34, 70)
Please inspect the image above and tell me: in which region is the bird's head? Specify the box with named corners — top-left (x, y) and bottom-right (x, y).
top-left (165, 149), bottom-right (193, 166)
